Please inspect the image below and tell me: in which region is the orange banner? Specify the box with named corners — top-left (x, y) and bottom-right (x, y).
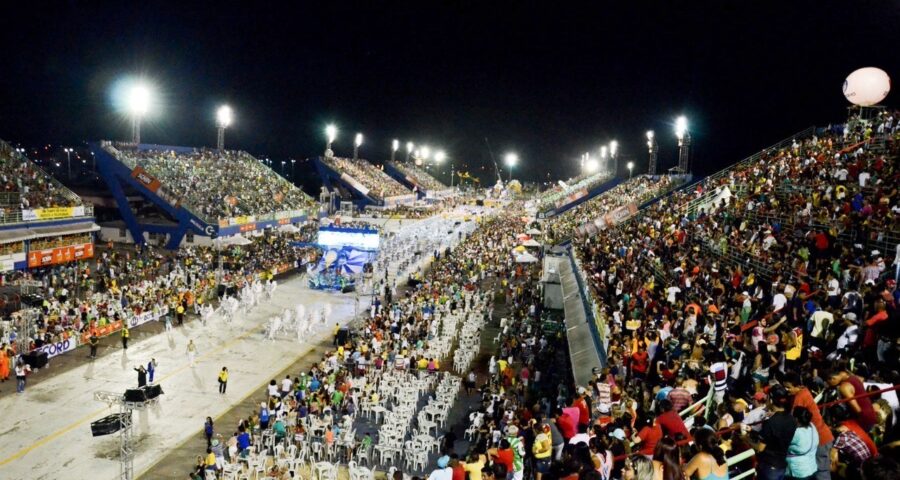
top-left (28, 243), bottom-right (94, 268)
top-left (80, 320), bottom-right (124, 344)
top-left (130, 166), bottom-right (162, 193)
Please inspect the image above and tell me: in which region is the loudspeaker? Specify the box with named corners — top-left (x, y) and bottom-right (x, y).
top-left (143, 384), bottom-right (164, 399)
top-left (91, 413), bottom-right (125, 436)
top-left (341, 284), bottom-right (356, 293)
top-left (124, 388), bottom-right (147, 402)
top-left (23, 351), bottom-right (48, 369)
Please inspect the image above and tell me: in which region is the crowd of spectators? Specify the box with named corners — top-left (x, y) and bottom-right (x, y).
top-left (391, 162), bottom-right (450, 192)
top-left (105, 145), bottom-right (317, 221)
top-left (0, 141), bottom-right (82, 212)
top-left (558, 128), bottom-right (899, 480)
top-left (321, 157), bottom-right (412, 200)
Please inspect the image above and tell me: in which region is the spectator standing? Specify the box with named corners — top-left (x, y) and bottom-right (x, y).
top-left (218, 367), bottom-right (228, 394)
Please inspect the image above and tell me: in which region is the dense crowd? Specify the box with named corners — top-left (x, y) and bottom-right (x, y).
top-left (562, 129), bottom-right (900, 480)
top-left (391, 162), bottom-right (450, 192)
top-left (0, 141), bottom-right (82, 212)
top-left (105, 145), bottom-right (317, 220)
top-left (322, 157), bottom-right (412, 200)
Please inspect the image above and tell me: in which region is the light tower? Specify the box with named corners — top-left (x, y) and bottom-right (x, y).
top-left (325, 124), bottom-right (337, 157)
top-left (646, 130), bottom-right (658, 175)
top-left (675, 116), bottom-right (690, 173)
top-left (216, 105), bottom-right (233, 151)
top-left (609, 140), bottom-right (618, 177)
top-left (405, 142), bottom-right (414, 162)
top-left (600, 146), bottom-right (608, 175)
top-left (126, 84), bottom-right (151, 145)
top-left (627, 161), bottom-right (634, 179)
top-left (353, 133), bottom-right (363, 160)
top-left (391, 139), bottom-right (399, 162)
top-left (64, 147), bottom-right (73, 179)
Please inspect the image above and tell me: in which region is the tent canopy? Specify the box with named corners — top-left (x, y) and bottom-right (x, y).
top-left (515, 252), bottom-right (539, 263)
top-left (522, 239), bottom-right (541, 247)
top-left (526, 228), bottom-right (542, 235)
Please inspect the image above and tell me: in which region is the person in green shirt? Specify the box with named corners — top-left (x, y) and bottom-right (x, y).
top-left (331, 389), bottom-right (344, 408)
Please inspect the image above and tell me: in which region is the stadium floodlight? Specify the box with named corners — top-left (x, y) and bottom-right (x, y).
top-left (586, 157), bottom-right (599, 173)
top-left (609, 140), bottom-right (618, 157)
top-left (325, 124), bottom-right (337, 156)
top-left (646, 130), bottom-right (654, 140)
top-left (216, 105), bottom-right (233, 151)
top-left (421, 146), bottom-right (431, 160)
top-left (124, 82), bottom-right (153, 145)
top-left (434, 151), bottom-right (446, 164)
top-left (627, 161), bottom-right (634, 179)
top-left (353, 133), bottom-right (363, 159)
top-left (504, 152), bottom-right (518, 181)
top-left (675, 116), bottom-right (688, 140)
top-left (675, 115), bottom-right (691, 173)
top-left (600, 145), bottom-right (608, 159)
top-left (406, 141), bottom-right (414, 162)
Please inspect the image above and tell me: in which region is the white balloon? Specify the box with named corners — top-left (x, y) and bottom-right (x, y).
top-left (843, 67), bottom-right (891, 106)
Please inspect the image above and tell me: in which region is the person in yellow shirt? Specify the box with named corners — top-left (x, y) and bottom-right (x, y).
top-left (462, 452), bottom-right (487, 480)
top-left (532, 423), bottom-right (553, 480)
top-left (417, 357), bottom-right (428, 370)
top-left (218, 367), bottom-right (229, 394)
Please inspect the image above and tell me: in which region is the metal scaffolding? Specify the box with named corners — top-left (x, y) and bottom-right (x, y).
top-left (93, 391), bottom-right (158, 480)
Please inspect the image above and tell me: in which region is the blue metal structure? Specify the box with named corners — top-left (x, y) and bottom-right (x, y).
top-left (537, 176), bottom-right (622, 219)
top-left (91, 143), bottom-right (310, 249)
top-left (312, 156), bottom-right (378, 209)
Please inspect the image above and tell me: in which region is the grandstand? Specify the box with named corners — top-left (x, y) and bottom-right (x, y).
top-left (383, 161), bottom-right (453, 199)
top-left (92, 142), bottom-right (319, 248)
top-left (0, 140), bottom-right (97, 272)
top-left (314, 156), bottom-right (416, 208)
top-left (532, 171), bottom-right (634, 219)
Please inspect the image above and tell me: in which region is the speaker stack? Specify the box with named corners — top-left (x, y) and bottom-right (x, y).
top-left (143, 384), bottom-right (164, 399)
top-left (90, 413), bottom-right (125, 437)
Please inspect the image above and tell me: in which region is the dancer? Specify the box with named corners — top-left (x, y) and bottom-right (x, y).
top-left (187, 339), bottom-right (198, 367)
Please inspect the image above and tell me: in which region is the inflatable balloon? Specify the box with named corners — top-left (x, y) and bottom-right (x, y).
top-left (843, 67), bottom-right (891, 106)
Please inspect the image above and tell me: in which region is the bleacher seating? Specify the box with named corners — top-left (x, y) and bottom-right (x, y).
top-left (533, 171), bottom-right (613, 213)
top-left (321, 157), bottom-right (411, 200)
top-left (0, 140), bottom-right (88, 223)
top-left (389, 162), bottom-right (448, 192)
top-left (103, 144), bottom-right (317, 221)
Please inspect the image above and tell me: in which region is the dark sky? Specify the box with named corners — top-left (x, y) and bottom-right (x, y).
top-left (0, 1), bottom-right (897, 185)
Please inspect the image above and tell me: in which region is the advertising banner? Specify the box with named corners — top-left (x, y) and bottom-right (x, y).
top-left (130, 166), bottom-right (162, 193)
top-left (80, 320), bottom-right (124, 344)
top-left (128, 306), bottom-right (170, 329)
top-left (27, 243), bottom-right (94, 268)
top-left (36, 337), bottom-right (78, 358)
top-left (21, 206), bottom-right (86, 221)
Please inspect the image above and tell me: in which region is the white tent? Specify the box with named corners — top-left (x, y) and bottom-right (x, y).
top-left (220, 234), bottom-right (253, 246)
top-left (278, 224), bottom-right (300, 233)
top-left (522, 238), bottom-right (541, 247)
top-left (515, 252), bottom-right (539, 263)
top-left (526, 228), bottom-right (542, 235)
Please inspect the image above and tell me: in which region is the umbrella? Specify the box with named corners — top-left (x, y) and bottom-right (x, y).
top-left (526, 228), bottom-right (542, 235)
top-left (278, 224), bottom-right (300, 233)
top-left (522, 239), bottom-right (541, 247)
top-left (515, 252), bottom-right (539, 263)
top-left (513, 245), bottom-right (527, 253)
top-left (516, 233), bottom-right (531, 241)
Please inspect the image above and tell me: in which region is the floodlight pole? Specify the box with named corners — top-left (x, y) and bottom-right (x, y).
top-left (678, 133), bottom-right (691, 174)
top-left (648, 137), bottom-right (658, 176)
top-left (131, 116), bottom-right (141, 145)
top-left (217, 126), bottom-right (225, 151)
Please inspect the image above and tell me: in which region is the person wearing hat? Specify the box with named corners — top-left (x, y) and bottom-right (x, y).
top-left (505, 425), bottom-right (525, 480)
top-left (428, 455), bottom-right (453, 480)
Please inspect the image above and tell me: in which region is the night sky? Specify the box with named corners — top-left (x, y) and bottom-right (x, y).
top-left (0, 1), bottom-right (897, 185)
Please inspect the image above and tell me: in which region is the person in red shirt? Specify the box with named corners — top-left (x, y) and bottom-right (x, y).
top-left (632, 417), bottom-right (663, 456)
top-left (784, 372), bottom-right (835, 477)
top-left (489, 439), bottom-right (514, 473)
top-left (554, 408), bottom-right (577, 440)
top-left (655, 399), bottom-right (692, 442)
top-left (631, 344), bottom-right (649, 380)
top-left (450, 454), bottom-right (466, 480)
top-left (825, 368), bottom-right (879, 431)
top-left (572, 388), bottom-right (590, 427)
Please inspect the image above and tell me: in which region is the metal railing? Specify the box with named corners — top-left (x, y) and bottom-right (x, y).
top-left (681, 126), bottom-right (816, 217)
